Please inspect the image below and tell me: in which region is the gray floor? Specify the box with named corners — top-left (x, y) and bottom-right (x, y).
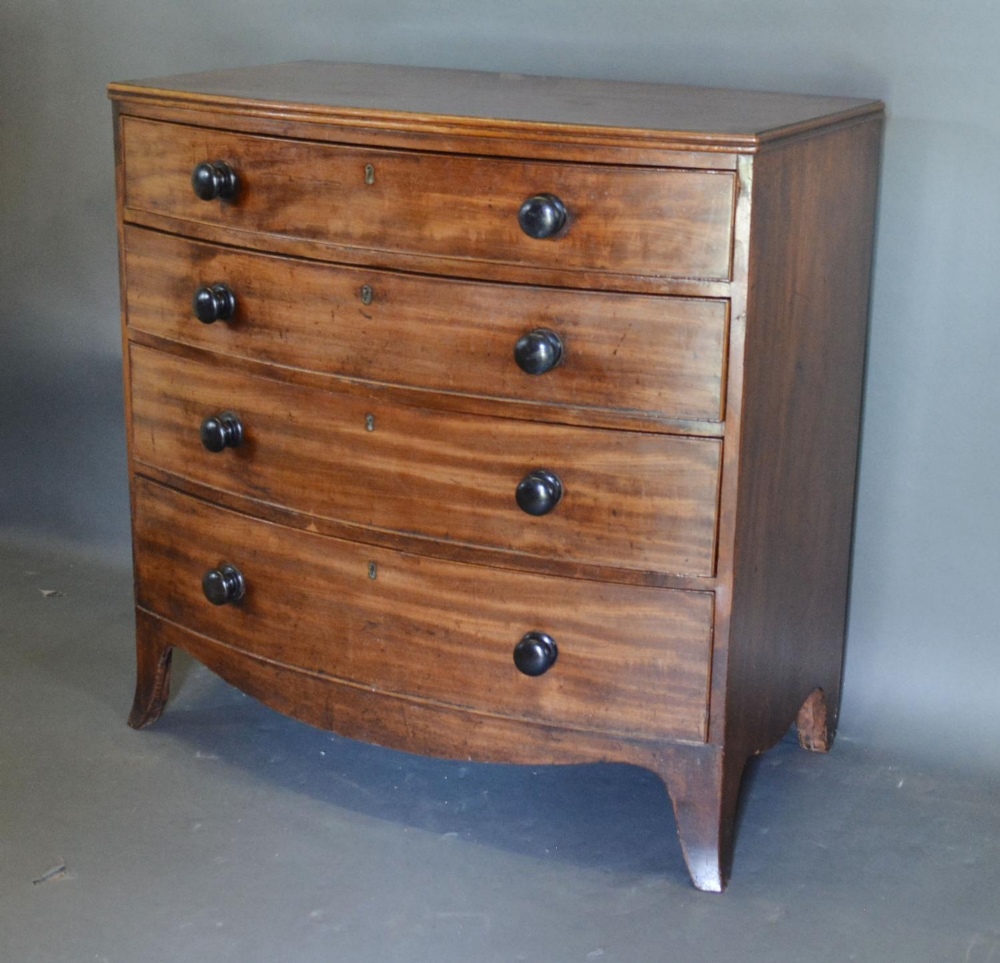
top-left (2, 537), bottom-right (998, 963)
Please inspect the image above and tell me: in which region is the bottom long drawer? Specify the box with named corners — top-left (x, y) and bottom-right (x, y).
top-left (132, 477), bottom-right (714, 742)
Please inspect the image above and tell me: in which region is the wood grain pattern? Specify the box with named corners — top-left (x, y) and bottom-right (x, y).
top-left (129, 343), bottom-right (722, 576)
top-left (108, 60), bottom-right (882, 153)
top-left (128, 462), bottom-right (719, 591)
top-left (724, 116), bottom-right (883, 758)
top-left (131, 609), bottom-right (724, 785)
top-left (124, 225), bottom-right (729, 423)
top-left (122, 208), bottom-right (736, 298)
top-left (121, 117), bottom-right (736, 282)
top-left (112, 99), bottom-right (737, 173)
top-left (110, 62), bottom-right (884, 892)
top-left (133, 477), bottom-right (714, 742)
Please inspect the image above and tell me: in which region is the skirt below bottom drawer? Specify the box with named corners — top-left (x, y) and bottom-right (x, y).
top-left (132, 476), bottom-right (714, 743)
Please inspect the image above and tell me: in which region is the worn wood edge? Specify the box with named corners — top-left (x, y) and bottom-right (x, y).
top-left (702, 152), bottom-right (754, 747)
top-left (128, 633), bottom-right (172, 729)
top-left (646, 743), bottom-right (752, 892)
top-left (135, 607), bottom-right (709, 757)
top-left (113, 102), bottom-right (145, 615)
top-left (795, 688), bottom-right (831, 752)
top-left (106, 78), bottom-right (882, 155)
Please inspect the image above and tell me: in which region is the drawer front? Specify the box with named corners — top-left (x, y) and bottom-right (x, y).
top-left (129, 345), bottom-right (721, 577)
top-left (133, 477), bottom-right (713, 741)
top-left (121, 117), bottom-right (736, 281)
top-left (125, 226), bottom-right (728, 423)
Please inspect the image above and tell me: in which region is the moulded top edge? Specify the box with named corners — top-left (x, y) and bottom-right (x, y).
top-left (107, 60), bottom-right (885, 154)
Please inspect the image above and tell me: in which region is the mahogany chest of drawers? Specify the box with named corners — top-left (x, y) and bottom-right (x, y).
top-left (109, 61), bottom-right (883, 891)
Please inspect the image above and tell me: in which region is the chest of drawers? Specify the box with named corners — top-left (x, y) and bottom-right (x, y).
top-left (109, 62), bottom-right (883, 891)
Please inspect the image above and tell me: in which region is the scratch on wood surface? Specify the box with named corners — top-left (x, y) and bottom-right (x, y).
top-left (611, 322), bottom-right (633, 357)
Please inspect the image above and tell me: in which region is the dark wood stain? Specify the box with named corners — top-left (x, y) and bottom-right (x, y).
top-left (110, 61), bottom-right (883, 892)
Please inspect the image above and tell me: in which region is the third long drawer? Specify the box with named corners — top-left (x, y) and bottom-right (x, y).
top-left (129, 343), bottom-right (722, 577)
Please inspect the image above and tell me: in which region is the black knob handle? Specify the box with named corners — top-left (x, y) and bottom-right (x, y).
top-left (514, 328), bottom-right (563, 375)
top-left (518, 193), bottom-right (567, 239)
top-left (192, 160), bottom-right (239, 201)
top-left (202, 563), bottom-right (246, 606)
top-left (200, 411), bottom-right (243, 452)
top-left (193, 284), bottom-right (237, 324)
top-left (515, 469), bottom-right (563, 516)
top-left (514, 631), bottom-right (558, 676)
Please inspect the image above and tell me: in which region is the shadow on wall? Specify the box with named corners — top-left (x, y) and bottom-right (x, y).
top-left (0, 349), bottom-right (130, 554)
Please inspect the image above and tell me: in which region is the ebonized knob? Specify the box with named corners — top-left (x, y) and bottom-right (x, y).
top-left (518, 193), bottom-right (567, 239)
top-left (193, 284), bottom-right (236, 324)
top-left (202, 563), bottom-right (246, 606)
top-left (200, 411), bottom-right (243, 452)
top-left (514, 631), bottom-right (558, 676)
top-left (515, 469), bottom-right (563, 516)
top-left (192, 160), bottom-right (239, 201)
top-left (514, 328), bottom-right (563, 375)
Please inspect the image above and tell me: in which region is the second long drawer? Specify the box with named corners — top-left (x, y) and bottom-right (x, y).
top-left (129, 344), bottom-right (721, 576)
top-left (124, 225), bottom-right (729, 423)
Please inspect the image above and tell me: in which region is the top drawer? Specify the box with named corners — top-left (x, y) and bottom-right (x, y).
top-left (120, 117), bottom-right (736, 282)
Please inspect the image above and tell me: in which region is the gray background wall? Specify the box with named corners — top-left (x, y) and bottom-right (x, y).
top-left (2, 1), bottom-right (997, 773)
